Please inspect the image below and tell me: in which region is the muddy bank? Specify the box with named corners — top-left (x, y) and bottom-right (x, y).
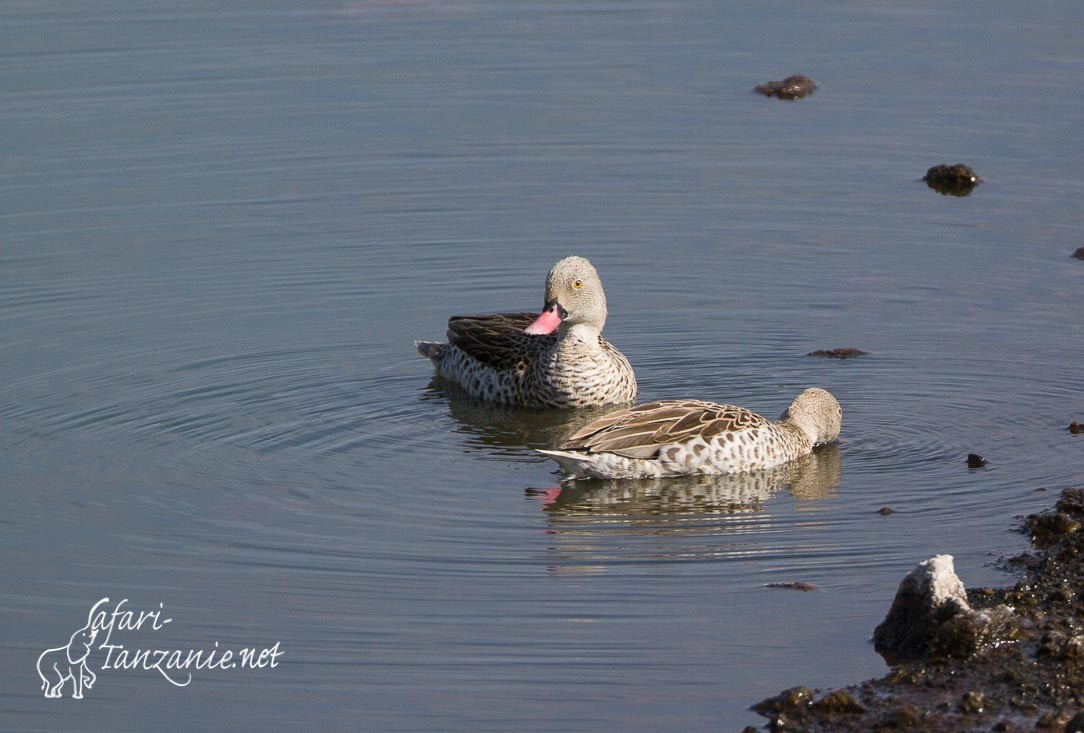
top-left (749, 488), bottom-right (1084, 732)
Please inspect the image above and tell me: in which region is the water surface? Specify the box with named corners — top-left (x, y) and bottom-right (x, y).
top-left (3, 1), bottom-right (1083, 730)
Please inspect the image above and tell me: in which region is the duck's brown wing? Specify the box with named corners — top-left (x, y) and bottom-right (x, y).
top-left (561, 400), bottom-right (767, 459)
top-left (446, 313), bottom-right (552, 370)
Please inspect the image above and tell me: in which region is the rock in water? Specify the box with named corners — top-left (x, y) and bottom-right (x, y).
top-left (874, 555), bottom-right (971, 658)
top-left (923, 163), bottom-right (981, 196)
top-left (754, 74), bottom-right (816, 99)
top-left (874, 554), bottom-right (1016, 660)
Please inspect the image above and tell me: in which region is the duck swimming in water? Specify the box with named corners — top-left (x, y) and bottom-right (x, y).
top-left (539, 388), bottom-right (842, 479)
top-left (415, 256), bottom-right (637, 409)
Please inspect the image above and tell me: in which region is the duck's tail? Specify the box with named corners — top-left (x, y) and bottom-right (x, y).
top-left (414, 340), bottom-right (444, 362)
top-left (537, 449), bottom-right (594, 479)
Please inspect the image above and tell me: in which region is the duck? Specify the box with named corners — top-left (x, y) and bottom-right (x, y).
top-left (538, 388), bottom-right (841, 479)
top-left (415, 256), bottom-right (637, 409)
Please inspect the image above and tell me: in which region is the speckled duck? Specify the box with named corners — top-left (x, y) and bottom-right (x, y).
top-left (539, 388), bottom-right (842, 479)
top-left (415, 256), bottom-right (637, 409)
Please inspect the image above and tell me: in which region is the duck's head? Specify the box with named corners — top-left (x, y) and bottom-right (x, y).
top-left (780, 388), bottom-right (842, 445)
top-left (524, 256), bottom-right (608, 336)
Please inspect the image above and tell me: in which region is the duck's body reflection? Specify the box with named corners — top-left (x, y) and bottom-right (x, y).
top-left (422, 378), bottom-right (616, 456)
top-left (538, 444), bottom-right (842, 517)
top-left (532, 445), bottom-right (842, 571)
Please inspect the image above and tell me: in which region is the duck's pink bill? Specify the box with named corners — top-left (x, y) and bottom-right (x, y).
top-left (524, 308), bottom-right (562, 335)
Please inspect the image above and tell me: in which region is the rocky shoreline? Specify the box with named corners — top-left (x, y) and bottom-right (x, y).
top-left (748, 487), bottom-right (1084, 732)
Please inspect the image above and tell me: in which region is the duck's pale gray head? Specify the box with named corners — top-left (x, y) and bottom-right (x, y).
top-left (780, 387), bottom-right (842, 445)
top-left (524, 256), bottom-right (608, 336)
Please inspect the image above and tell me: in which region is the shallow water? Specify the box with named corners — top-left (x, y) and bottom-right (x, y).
top-left (3, 1), bottom-right (1083, 730)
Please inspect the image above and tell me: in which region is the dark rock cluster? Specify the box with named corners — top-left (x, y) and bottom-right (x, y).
top-left (750, 488), bottom-right (1084, 732)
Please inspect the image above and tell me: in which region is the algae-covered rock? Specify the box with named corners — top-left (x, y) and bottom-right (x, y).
top-left (810, 690), bottom-right (866, 715)
top-left (1024, 511), bottom-right (1081, 547)
top-left (807, 347), bottom-right (867, 358)
top-left (924, 163), bottom-right (981, 196)
top-left (755, 74), bottom-right (816, 100)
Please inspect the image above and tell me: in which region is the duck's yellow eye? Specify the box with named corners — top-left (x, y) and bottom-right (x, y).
top-left (573, 279), bottom-right (583, 289)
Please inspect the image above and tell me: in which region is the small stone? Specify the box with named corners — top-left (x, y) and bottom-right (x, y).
top-left (1037, 712), bottom-right (1057, 728)
top-left (810, 689), bottom-right (866, 715)
top-left (1024, 511), bottom-right (1081, 547)
top-left (966, 453), bottom-right (987, 468)
top-left (880, 704), bottom-right (922, 729)
top-left (1005, 551), bottom-right (1040, 568)
top-left (1072, 247), bottom-right (1084, 260)
top-left (1056, 488), bottom-right (1084, 514)
top-left (1070, 421), bottom-right (1083, 434)
top-left (1060, 634), bottom-right (1084, 660)
top-left (752, 685), bottom-right (814, 716)
top-left (958, 690), bottom-right (985, 714)
top-left (765, 582), bottom-right (819, 592)
top-left (754, 74), bottom-right (816, 100)
top-left (1009, 696), bottom-right (1038, 712)
top-left (931, 603), bottom-right (1018, 659)
top-left (991, 720), bottom-right (1015, 732)
top-left (1035, 709), bottom-right (1070, 729)
top-left (807, 347), bottom-right (868, 358)
top-left (924, 163), bottom-right (981, 196)
top-left (1038, 630), bottom-right (1068, 657)
top-left (878, 506), bottom-right (894, 515)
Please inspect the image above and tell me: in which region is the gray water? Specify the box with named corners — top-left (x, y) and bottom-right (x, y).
top-left (3, 1), bottom-right (1083, 730)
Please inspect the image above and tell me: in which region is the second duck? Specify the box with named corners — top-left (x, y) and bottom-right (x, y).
top-left (539, 388), bottom-right (842, 479)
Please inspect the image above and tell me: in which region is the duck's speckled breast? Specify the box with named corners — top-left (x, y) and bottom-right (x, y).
top-left (533, 337), bottom-right (636, 408)
top-left (437, 336), bottom-right (635, 409)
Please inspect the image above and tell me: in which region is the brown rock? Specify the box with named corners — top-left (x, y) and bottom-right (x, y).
top-left (755, 74), bottom-right (817, 100)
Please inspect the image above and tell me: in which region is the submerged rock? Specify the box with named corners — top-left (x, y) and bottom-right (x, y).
top-left (752, 685), bottom-right (814, 729)
top-left (765, 581), bottom-right (819, 592)
top-left (1070, 421), bottom-right (1083, 434)
top-left (924, 163), bottom-right (981, 196)
top-left (807, 348), bottom-right (868, 359)
top-left (754, 74), bottom-right (817, 99)
top-left (1072, 247), bottom-right (1084, 260)
top-left (958, 690), bottom-right (985, 714)
top-left (810, 690), bottom-right (865, 715)
top-left (1023, 510), bottom-right (1080, 547)
top-left (966, 453), bottom-right (986, 468)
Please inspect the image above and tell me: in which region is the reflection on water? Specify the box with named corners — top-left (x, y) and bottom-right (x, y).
top-left (530, 446), bottom-right (842, 571)
top-left (540, 444), bottom-right (841, 517)
top-left (422, 376), bottom-right (619, 456)
top-left (5, 0), bottom-right (1084, 730)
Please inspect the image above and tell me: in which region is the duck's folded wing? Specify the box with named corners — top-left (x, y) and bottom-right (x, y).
top-left (446, 313), bottom-right (551, 370)
top-left (561, 400), bottom-right (766, 459)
